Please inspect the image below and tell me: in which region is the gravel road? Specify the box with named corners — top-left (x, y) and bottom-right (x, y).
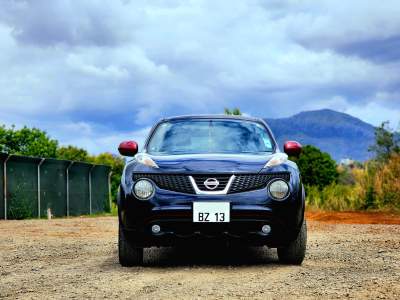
top-left (1, 215), bottom-right (400, 299)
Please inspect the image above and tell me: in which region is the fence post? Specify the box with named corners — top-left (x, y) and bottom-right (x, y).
top-left (3, 155), bottom-right (11, 220)
top-left (66, 162), bottom-right (74, 217)
top-left (88, 165), bottom-right (95, 215)
top-left (37, 158), bottom-right (45, 219)
top-left (108, 171), bottom-right (113, 212)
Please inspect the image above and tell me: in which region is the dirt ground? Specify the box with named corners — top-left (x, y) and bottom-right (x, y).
top-left (1, 213), bottom-right (400, 299)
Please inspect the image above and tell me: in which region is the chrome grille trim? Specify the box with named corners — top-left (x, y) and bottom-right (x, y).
top-left (189, 175), bottom-right (236, 195)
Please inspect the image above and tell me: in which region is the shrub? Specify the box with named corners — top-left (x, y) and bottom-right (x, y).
top-left (306, 183), bottom-right (364, 211)
top-left (306, 155), bottom-right (400, 212)
top-left (8, 186), bottom-right (34, 220)
top-left (294, 145), bottom-right (338, 188)
top-left (373, 154), bottom-right (400, 210)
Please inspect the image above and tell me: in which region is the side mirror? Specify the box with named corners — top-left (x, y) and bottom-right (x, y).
top-left (283, 141), bottom-right (302, 157)
top-left (118, 141), bottom-right (138, 156)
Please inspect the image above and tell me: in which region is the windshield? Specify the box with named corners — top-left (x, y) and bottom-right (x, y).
top-left (146, 119), bottom-right (274, 155)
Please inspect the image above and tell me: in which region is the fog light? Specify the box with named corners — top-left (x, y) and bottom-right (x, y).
top-left (261, 225), bottom-right (271, 234)
top-left (151, 224), bottom-right (161, 234)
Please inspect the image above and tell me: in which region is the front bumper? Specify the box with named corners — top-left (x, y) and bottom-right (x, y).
top-left (119, 186), bottom-right (305, 247)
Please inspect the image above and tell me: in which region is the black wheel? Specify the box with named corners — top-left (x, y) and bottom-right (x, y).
top-left (277, 219), bottom-right (307, 265)
top-left (119, 224), bottom-right (143, 267)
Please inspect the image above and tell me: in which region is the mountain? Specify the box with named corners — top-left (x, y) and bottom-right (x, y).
top-left (265, 109), bottom-right (376, 161)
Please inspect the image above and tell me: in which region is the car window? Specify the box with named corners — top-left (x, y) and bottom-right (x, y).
top-left (147, 119), bottom-right (274, 155)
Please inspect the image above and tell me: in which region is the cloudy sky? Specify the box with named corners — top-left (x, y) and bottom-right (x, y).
top-left (0, 0), bottom-right (399, 154)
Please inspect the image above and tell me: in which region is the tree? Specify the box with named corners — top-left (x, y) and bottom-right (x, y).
top-left (224, 108), bottom-right (242, 115)
top-left (57, 145), bottom-right (89, 162)
top-left (369, 121), bottom-right (400, 162)
top-left (293, 145), bottom-right (338, 188)
top-left (0, 125), bottom-right (58, 157)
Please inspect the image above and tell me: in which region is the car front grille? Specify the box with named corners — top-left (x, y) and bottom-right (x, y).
top-left (133, 173), bottom-right (195, 194)
top-left (133, 172), bottom-right (290, 194)
top-left (229, 173), bottom-right (290, 194)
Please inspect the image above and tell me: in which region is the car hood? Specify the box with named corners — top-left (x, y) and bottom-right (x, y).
top-left (149, 153), bottom-right (272, 173)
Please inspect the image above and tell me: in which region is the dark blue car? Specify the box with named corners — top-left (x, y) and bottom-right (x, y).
top-left (117, 115), bottom-right (306, 266)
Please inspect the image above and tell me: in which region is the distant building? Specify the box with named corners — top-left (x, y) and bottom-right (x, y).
top-left (340, 158), bottom-right (355, 167)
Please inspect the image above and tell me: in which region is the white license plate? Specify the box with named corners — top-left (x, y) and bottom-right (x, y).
top-left (193, 202), bottom-right (230, 223)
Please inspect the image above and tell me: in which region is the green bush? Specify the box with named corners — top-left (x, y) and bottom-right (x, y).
top-left (293, 145), bottom-right (338, 189)
top-left (8, 186), bottom-right (34, 220)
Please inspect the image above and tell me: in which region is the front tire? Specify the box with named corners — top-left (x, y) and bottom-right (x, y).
top-left (277, 219), bottom-right (307, 265)
top-left (119, 224), bottom-right (143, 267)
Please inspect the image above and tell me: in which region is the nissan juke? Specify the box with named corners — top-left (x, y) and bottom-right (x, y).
top-left (117, 115), bottom-right (306, 266)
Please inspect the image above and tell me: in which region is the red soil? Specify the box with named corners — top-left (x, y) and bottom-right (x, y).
top-left (306, 210), bottom-right (400, 224)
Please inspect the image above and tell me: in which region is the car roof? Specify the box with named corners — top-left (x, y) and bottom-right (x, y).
top-left (160, 114), bottom-right (265, 123)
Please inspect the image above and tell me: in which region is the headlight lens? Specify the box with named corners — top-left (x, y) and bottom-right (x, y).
top-left (136, 153), bottom-right (159, 168)
top-left (264, 153), bottom-right (288, 168)
top-left (133, 179), bottom-right (154, 200)
top-left (268, 179), bottom-right (289, 200)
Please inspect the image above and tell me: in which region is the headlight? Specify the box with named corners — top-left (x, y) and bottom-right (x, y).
top-left (268, 179), bottom-right (289, 200)
top-left (136, 153), bottom-right (159, 168)
top-left (133, 179), bottom-right (154, 200)
top-left (264, 153), bottom-right (288, 168)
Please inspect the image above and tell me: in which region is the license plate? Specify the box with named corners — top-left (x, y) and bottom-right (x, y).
top-left (193, 202), bottom-right (230, 223)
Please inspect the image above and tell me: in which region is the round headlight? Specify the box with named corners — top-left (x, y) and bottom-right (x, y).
top-left (133, 179), bottom-right (154, 200)
top-left (268, 179), bottom-right (289, 200)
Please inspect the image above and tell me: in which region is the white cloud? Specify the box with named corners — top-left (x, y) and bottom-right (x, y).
top-left (345, 103), bottom-right (400, 128)
top-left (54, 121), bottom-right (151, 154)
top-left (0, 0), bottom-right (399, 153)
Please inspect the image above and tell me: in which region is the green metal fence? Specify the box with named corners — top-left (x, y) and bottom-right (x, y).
top-left (0, 153), bottom-right (6, 220)
top-left (0, 153), bottom-right (112, 220)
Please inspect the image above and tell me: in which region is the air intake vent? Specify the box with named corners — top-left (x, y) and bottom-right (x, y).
top-left (133, 173), bottom-right (195, 194)
top-left (228, 173), bottom-right (290, 194)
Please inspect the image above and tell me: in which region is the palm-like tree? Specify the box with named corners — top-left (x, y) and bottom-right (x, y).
top-left (224, 108), bottom-right (242, 115)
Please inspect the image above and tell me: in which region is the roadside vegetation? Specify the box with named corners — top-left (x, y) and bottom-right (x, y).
top-left (300, 122), bottom-right (400, 212)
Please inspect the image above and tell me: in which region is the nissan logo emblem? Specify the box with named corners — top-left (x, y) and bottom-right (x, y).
top-left (204, 178), bottom-right (219, 190)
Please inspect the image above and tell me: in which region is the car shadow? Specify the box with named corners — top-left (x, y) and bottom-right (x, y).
top-left (101, 245), bottom-right (279, 269)
top-left (144, 245), bottom-right (278, 266)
